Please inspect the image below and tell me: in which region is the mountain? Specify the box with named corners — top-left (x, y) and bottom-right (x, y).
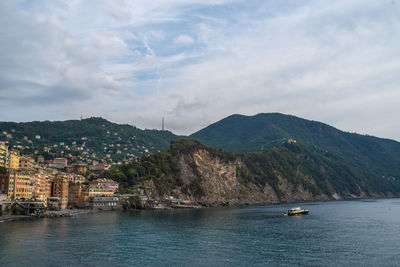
top-left (103, 139), bottom-right (400, 206)
top-left (191, 113), bottom-right (400, 179)
top-left (0, 117), bottom-right (178, 163)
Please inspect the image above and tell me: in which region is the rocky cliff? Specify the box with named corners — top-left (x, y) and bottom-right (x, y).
top-left (105, 139), bottom-right (400, 206)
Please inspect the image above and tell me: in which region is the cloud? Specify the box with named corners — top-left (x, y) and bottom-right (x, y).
top-left (173, 35), bottom-right (195, 45)
top-left (1, 0), bottom-right (400, 141)
top-left (0, 0), bottom-right (121, 108)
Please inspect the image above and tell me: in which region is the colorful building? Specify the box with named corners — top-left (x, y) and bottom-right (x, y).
top-left (84, 184), bottom-right (114, 197)
top-left (50, 178), bottom-right (69, 209)
top-left (53, 158), bottom-right (68, 169)
top-left (19, 156), bottom-right (34, 169)
top-left (9, 151), bottom-right (20, 169)
top-left (74, 164), bottom-right (87, 174)
top-left (32, 172), bottom-right (50, 203)
top-left (89, 163), bottom-right (106, 172)
top-left (7, 170), bottom-right (33, 200)
top-left (69, 184), bottom-right (117, 209)
top-left (65, 163), bottom-right (87, 174)
top-left (90, 178), bottom-right (119, 193)
top-left (88, 196), bottom-right (119, 209)
top-left (0, 142), bottom-right (10, 168)
top-left (68, 185), bottom-right (85, 207)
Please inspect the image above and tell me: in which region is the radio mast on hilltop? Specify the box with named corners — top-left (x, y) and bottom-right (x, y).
top-left (162, 116), bottom-right (165, 131)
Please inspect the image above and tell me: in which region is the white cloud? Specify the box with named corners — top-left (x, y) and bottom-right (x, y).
top-left (1, 0), bottom-right (400, 141)
top-left (173, 34), bottom-right (195, 45)
top-left (0, 1), bottom-right (121, 106)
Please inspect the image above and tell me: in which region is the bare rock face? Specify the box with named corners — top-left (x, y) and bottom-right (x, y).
top-left (138, 144), bottom-right (394, 207)
top-left (163, 149), bottom-right (320, 206)
top-left (176, 149), bottom-right (243, 205)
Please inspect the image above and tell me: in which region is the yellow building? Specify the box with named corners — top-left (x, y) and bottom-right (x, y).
top-left (7, 170), bottom-right (33, 200)
top-left (85, 185), bottom-right (114, 197)
top-left (69, 184), bottom-right (114, 208)
top-left (0, 142), bottom-right (10, 168)
top-left (9, 151), bottom-right (20, 169)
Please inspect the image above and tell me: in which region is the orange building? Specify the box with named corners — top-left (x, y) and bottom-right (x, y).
top-left (51, 178), bottom-right (69, 209)
top-left (68, 185), bottom-right (85, 207)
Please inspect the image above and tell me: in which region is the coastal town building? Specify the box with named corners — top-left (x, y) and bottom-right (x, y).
top-left (0, 142), bottom-right (10, 168)
top-left (0, 171), bottom-right (10, 195)
top-left (0, 142), bottom-right (123, 212)
top-left (9, 151), bottom-right (20, 169)
top-left (0, 192), bottom-right (7, 215)
top-left (84, 184), bottom-right (114, 198)
top-left (88, 196), bottom-right (119, 209)
top-left (37, 155), bottom-right (44, 163)
top-left (66, 173), bottom-right (86, 184)
top-left (90, 178), bottom-right (119, 192)
top-left (49, 157), bottom-right (68, 169)
top-left (7, 170), bottom-right (34, 200)
top-left (65, 165), bottom-right (74, 173)
top-left (89, 163), bottom-right (106, 172)
top-left (50, 178), bottom-right (69, 209)
top-left (69, 181), bottom-right (119, 209)
top-left (32, 172), bottom-right (51, 203)
top-left (69, 185), bottom-right (85, 207)
top-left (19, 156), bottom-right (34, 169)
top-left (66, 163), bottom-right (87, 174)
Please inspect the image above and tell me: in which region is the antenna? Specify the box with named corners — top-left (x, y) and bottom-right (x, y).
top-left (162, 116), bottom-right (165, 131)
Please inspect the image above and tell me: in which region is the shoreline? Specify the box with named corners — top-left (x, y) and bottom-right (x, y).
top-left (1, 196), bottom-right (398, 222)
top-left (0, 209), bottom-right (97, 222)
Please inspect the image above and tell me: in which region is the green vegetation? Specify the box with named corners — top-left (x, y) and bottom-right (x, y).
top-left (0, 117), bottom-right (179, 162)
top-left (237, 141), bottom-right (400, 197)
top-left (191, 113), bottom-right (400, 179)
top-left (103, 139), bottom-right (400, 200)
top-left (0, 166), bottom-right (8, 174)
top-left (102, 139), bottom-right (211, 196)
top-left (2, 113), bottom-right (400, 201)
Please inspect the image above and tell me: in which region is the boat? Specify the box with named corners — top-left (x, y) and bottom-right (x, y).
top-left (285, 207), bottom-right (309, 216)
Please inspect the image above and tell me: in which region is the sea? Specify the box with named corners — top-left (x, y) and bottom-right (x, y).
top-left (1, 198), bottom-right (400, 266)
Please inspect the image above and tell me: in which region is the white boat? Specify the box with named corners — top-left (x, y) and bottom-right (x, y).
top-left (285, 207), bottom-right (309, 216)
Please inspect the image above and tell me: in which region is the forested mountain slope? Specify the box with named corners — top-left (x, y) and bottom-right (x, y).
top-left (104, 139), bottom-right (400, 205)
top-left (191, 113), bottom-right (400, 179)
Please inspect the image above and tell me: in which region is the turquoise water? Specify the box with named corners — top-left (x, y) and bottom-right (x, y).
top-left (1, 199), bottom-right (400, 266)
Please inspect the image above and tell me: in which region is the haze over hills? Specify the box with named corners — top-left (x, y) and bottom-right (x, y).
top-left (191, 113), bottom-right (400, 179)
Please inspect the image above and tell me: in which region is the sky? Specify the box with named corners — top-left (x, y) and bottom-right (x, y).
top-left (1, 0), bottom-right (400, 140)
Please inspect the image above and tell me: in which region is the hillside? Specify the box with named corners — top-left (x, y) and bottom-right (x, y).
top-left (0, 117), bottom-right (178, 164)
top-left (190, 113), bottom-right (400, 179)
top-left (103, 139), bottom-right (400, 206)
